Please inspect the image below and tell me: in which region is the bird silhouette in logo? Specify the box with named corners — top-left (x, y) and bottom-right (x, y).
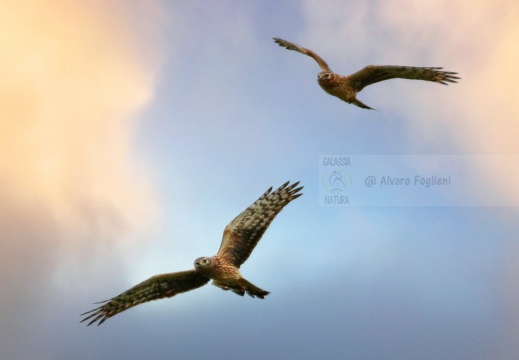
top-left (327, 170), bottom-right (349, 192)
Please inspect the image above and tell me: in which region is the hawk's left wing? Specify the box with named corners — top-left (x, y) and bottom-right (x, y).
top-left (81, 270), bottom-right (209, 326)
top-left (346, 65), bottom-right (460, 91)
top-left (274, 38), bottom-right (331, 72)
top-left (217, 181), bottom-right (303, 268)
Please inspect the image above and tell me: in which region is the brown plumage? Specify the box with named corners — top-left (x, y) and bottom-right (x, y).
top-left (81, 181), bottom-right (303, 326)
top-left (273, 37), bottom-right (460, 110)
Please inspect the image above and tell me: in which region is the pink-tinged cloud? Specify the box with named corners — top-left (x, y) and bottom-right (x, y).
top-left (0, 1), bottom-right (161, 229)
top-left (302, 0), bottom-right (519, 198)
top-left (0, 0), bottom-right (162, 354)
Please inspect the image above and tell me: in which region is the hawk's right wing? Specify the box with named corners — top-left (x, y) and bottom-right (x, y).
top-left (346, 65), bottom-right (460, 91)
top-left (81, 270), bottom-right (209, 326)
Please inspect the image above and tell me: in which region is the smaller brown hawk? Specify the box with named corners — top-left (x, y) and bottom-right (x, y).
top-left (273, 37), bottom-right (460, 110)
top-left (81, 181), bottom-right (303, 326)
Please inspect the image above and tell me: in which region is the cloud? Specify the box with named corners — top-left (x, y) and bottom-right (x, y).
top-left (0, 1), bottom-right (161, 226)
top-left (0, 0), bottom-right (162, 357)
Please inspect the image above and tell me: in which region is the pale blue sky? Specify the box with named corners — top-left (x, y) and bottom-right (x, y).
top-left (1, 1), bottom-right (518, 359)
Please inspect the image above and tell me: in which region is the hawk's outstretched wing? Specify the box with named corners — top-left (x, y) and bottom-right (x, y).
top-left (81, 270), bottom-right (209, 326)
top-left (347, 65), bottom-right (460, 91)
top-left (274, 37), bottom-right (331, 72)
top-left (217, 181), bottom-right (303, 268)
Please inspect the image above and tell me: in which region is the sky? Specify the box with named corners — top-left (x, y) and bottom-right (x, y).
top-left (1, 0), bottom-right (518, 359)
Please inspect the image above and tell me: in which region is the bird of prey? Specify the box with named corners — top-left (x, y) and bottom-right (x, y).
top-left (81, 181), bottom-right (303, 326)
top-left (273, 37), bottom-right (460, 110)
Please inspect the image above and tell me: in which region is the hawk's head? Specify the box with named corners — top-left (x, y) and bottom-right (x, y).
top-left (318, 71), bottom-right (334, 82)
top-left (194, 257), bottom-right (213, 270)
top-left (317, 71), bottom-right (341, 94)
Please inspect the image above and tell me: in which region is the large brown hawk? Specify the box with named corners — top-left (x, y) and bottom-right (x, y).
top-left (81, 181), bottom-right (303, 326)
top-left (273, 37), bottom-right (460, 110)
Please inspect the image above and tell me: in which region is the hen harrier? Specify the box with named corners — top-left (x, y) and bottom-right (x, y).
top-left (273, 37), bottom-right (460, 110)
top-left (81, 181), bottom-right (303, 326)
